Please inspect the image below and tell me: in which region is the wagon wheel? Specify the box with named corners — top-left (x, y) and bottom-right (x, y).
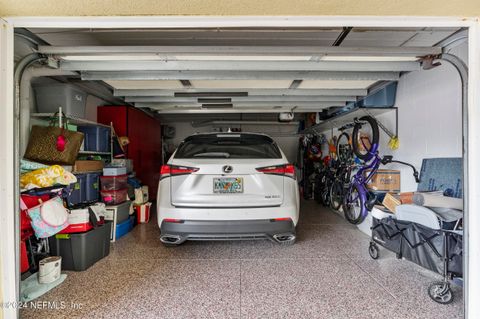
top-left (368, 242), bottom-right (379, 259)
top-left (428, 282), bottom-right (454, 304)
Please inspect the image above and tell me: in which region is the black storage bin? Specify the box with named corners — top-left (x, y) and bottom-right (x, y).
top-left (49, 222), bottom-right (111, 271)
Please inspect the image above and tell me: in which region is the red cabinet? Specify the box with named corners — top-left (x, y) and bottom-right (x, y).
top-left (98, 106), bottom-right (161, 200)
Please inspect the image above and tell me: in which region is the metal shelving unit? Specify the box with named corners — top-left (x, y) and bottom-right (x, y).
top-left (302, 107), bottom-right (397, 135)
top-left (30, 112), bottom-right (110, 128)
top-left (30, 107), bottom-right (114, 162)
top-left (78, 151), bottom-right (111, 156)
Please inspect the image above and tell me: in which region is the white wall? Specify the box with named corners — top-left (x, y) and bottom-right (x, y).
top-left (376, 42), bottom-right (466, 191)
top-left (322, 42), bottom-right (466, 192)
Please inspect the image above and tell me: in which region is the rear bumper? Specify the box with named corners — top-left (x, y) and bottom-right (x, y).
top-left (160, 219), bottom-right (295, 244)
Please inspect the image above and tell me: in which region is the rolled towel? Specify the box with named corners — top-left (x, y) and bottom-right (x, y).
top-left (413, 192), bottom-right (463, 210)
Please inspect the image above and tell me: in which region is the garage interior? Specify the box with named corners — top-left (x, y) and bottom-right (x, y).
top-left (15, 26), bottom-right (466, 319)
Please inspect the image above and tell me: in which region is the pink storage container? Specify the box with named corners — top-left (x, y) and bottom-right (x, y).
top-left (100, 174), bottom-right (128, 191)
top-left (101, 189), bottom-right (128, 205)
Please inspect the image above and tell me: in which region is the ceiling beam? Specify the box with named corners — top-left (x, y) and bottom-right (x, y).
top-left (114, 88), bottom-right (368, 97)
top-left (82, 71), bottom-right (399, 81)
top-left (124, 96), bottom-right (355, 103)
top-left (62, 60), bottom-right (420, 72)
top-left (135, 101), bottom-right (345, 108)
top-left (152, 108), bottom-right (330, 114)
top-left (39, 45), bottom-right (442, 56)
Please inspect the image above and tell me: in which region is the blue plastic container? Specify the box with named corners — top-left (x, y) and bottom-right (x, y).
top-left (85, 172), bottom-right (101, 202)
top-left (66, 174), bottom-right (86, 207)
top-left (78, 126), bottom-right (110, 153)
top-left (115, 217), bottom-right (134, 240)
top-left (357, 82), bottom-right (397, 108)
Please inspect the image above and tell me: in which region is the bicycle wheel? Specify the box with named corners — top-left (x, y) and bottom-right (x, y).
top-left (336, 132), bottom-right (352, 163)
top-left (320, 175), bottom-right (331, 207)
top-left (329, 180), bottom-right (343, 211)
top-left (352, 116), bottom-right (379, 161)
top-left (342, 183), bottom-right (367, 224)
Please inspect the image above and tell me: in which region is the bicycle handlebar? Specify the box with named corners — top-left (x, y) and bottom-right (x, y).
top-left (381, 156), bottom-right (420, 183)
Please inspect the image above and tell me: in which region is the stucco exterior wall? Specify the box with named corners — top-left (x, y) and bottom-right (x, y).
top-left (0, 0), bottom-right (479, 17)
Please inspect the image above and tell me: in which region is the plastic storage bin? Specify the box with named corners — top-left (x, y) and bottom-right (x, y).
top-left (34, 83), bottom-right (87, 118)
top-left (114, 216), bottom-right (135, 241)
top-left (60, 207), bottom-right (93, 234)
top-left (78, 126), bottom-right (111, 153)
top-left (85, 172), bottom-right (101, 202)
top-left (103, 167), bottom-right (127, 176)
top-left (48, 222), bottom-right (111, 271)
top-left (104, 201), bottom-right (131, 225)
top-left (100, 174), bottom-right (128, 191)
top-left (65, 174), bottom-right (86, 207)
top-left (101, 189), bottom-right (128, 205)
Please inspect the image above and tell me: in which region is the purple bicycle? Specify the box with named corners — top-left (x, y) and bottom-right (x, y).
top-left (342, 116), bottom-right (419, 224)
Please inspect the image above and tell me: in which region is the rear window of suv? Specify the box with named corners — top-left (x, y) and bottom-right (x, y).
top-left (174, 134), bottom-right (282, 159)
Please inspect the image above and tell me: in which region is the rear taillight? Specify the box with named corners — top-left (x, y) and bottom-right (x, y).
top-left (271, 217), bottom-right (292, 222)
top-left (163, 218), bottom-right (184, 223)
top-left (256, 164), bottom-right (296, 179)
top-left (160, 165), bottom-right (199, 180)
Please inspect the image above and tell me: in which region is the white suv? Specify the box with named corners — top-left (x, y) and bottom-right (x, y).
top-left (157, 132), bottom-right (300, 246)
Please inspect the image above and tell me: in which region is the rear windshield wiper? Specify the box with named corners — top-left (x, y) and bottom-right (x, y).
top-left (193, 152), bottom-right (231, 158)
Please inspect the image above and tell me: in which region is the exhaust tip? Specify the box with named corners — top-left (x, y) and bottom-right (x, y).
top-left (160, 235), bottom-right (182, 244)
top-left (273, 234), bottom-right (296, 243)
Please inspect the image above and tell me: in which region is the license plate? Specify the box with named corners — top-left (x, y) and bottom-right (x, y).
top-left (213, 177), bottom-right (243, 193)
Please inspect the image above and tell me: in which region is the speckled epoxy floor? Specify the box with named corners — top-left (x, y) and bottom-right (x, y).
top-left (20, 200), bottom-right (463, 319)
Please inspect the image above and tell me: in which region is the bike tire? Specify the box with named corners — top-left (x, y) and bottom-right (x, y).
top-left (342, 183), bottom-right (367, 224)
top-left (329, 180), bottom-right (343, 211)
top-left (321, 180), bottom-right (331, 207)
top-left (321, 188), bottom-right (331, 207)
top-left (336, 132), bottom-right (352, 163)
top-left (352, 116), bottom-right (379, 161)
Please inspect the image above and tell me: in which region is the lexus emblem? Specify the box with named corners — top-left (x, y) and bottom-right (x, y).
top-left (223, 165), bottom-right (233, 173)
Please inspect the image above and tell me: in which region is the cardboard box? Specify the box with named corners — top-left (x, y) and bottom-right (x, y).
top-left (365, 169), bottom-right (401, 192)
top-left (382, 193), bottom-right (402, 213)
top-left (73, 160), bottom-right (104, 173)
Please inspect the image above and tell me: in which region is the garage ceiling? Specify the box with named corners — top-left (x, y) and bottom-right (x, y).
top-left (27, 26), bottom-right (461, 117)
